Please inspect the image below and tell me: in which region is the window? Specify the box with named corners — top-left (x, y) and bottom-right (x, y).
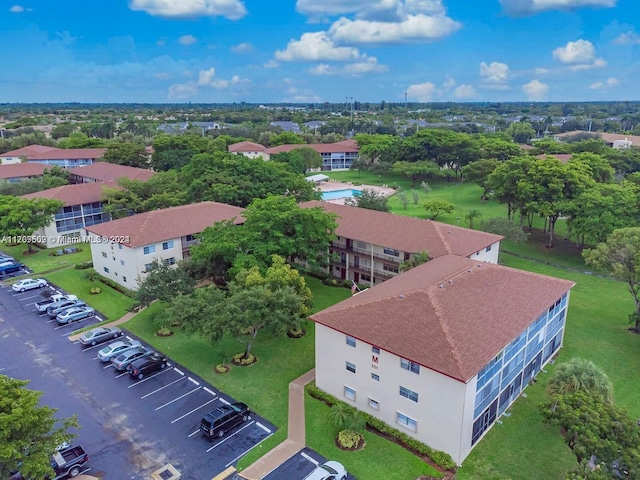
top-left (372, 346), bottom-right (380, 354)
top-left (123, 277), bottom-right (127, 283)
top-left (101, 252), bottom-right (107, 258)
top-left (185, 234), bottom-right (196, 242)
top-left (485, 245), bottom-right (492, 252)
top-left (143, 245), bottom-right (156, 255)
top-left (400, 358), bottom-right (420, 374)
top-left (346, 335), bottom-right (356, 347)
top-left (383, 264), bottom-right (399, 274)
top-left (144, 263), bottom-right (153, 272)
top-left (400, 386), bottom-right (419, 403)
top-left (118, 244), bottom-right (123, 250)
top-left (344, 386), bottom-right (356, 401)
top-left (368, 398), bottom-right (379, 410)
top-left (383, 247), bottom-right (400, 257)
top-left (361, 274), bottom-right (371, 282)
top-left (162, 240), bottom-right (174, 250)
top-left (103, 267), bottom-right (109, 273)
top-left (396, 412), bottom-right (417, 432)
top-left (120, 260), bottom-right (125, 266)
top-left (371, 373), bottom-right (380, 382)
top-left (164, 257), bottom-right (176, 266)
top-left (346, 362), bottom-right (356, 373)
top-left (356, 241), bottom-right (368, 249)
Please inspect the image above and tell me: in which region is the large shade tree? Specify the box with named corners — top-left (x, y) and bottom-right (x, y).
top-left (546, 358), bottom-right (614, 404)
top-left (0, 197), bottom-right (63, 253)
top-left (0, 376), bottom-right (78, 480)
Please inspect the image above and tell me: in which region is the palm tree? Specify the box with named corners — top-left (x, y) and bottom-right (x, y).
top-left (465, 209), bottom-right (482, 229)
top-left (399, 251), bottom-right (430, 272)
top-left (546, 358), bottom-right (614, 404)
top-left (328, 404), bottom-right (366, 433)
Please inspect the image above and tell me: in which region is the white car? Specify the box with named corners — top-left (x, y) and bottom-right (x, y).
top-left (12, 278), bottom-right (48, 293)
top-left (303, 461), bottom-right (347, 480)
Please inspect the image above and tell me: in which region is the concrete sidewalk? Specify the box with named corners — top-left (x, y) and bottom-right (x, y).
top-left (68, 310), bottom-right (139, 342)
top-left (238, 369), bottom-right (316, 480)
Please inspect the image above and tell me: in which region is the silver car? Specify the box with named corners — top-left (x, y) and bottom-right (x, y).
top-left (97, 340), bottom-right (142, 362)
top-left (79, 327), bottom-right (123, 346)
top-left (110, 346), bottom-right (152, 371)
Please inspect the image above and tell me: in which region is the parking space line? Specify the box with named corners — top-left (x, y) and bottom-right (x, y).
top-left (81, 343), bottom-right (106, 351)
top-left (115, 371), bottom-right (129, 378)
top-left (204, 387), bottom-right (216, 396)
top-left (155, 386), bottom-right (201, 411)
top-left (188, 429), bottom-right (200, 438)
top-left (188, 377), bottom-right (199, 386)
top-left (301, 452), bottom-right (319, 466)
top-left (103, 363), bottom-right (114, 369)
top-left (206, 421), bottom-right (255, 453)
top-left (141, 376), bottom-right (187, 399)
top-left (219, 398), bottom-right (230, 405)
top-left (174, 367), bottom-right (184, 376)
top-left (127, 368), bottom-right (173, 388)
top-left (223, 431), bottom-right (274, 467)
top-left (255, 422), bottom-right (271, 434)
top-left (170, 398), bottom-right (216, 424)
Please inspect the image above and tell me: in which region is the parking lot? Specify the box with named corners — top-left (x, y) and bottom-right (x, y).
top-left (0, 277), bottom-right (276, 479)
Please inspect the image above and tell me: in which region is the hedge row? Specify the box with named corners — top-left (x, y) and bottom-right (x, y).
top-left (74, 261), bottom-right (93, 270)
top-left (95, 273), bottom-right (136, 298)
top-left (307, 383), bottom-right (457, 471)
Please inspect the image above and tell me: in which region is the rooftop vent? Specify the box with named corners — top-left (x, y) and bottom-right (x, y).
top-left (439, 284), bottom-right (443, 288)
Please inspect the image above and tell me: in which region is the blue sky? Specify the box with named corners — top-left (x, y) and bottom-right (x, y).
top-left (2, 0), bottom-right (639, 103)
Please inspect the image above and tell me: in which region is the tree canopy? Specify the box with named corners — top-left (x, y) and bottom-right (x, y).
top-left (0, 197), bottom-right (64, 252)
top-left (102, 142), bottom-right (150, 168)
top-left (0, 375), bottom-right (78, 480)
top-left (344, 188), bottom-right (390, 212)
top-left (135, 259), bottom-right (196, 308)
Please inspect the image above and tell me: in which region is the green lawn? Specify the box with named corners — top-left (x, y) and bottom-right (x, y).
top-left (305, 391), bottom-right (442, 480)
top-left (45, 268), bottom-right (134, 322)
top-left (0, 244), bottom-right (92, 275)
top-left (458, 252), bottom-right (640, 480)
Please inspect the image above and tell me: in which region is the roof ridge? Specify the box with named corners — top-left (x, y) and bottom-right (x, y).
top-left (428, 289), bottom-right (465, 379)
top-left (431, 222), bottom-right (452, 255)
top-left (130, 208), bottom-right (156, 246)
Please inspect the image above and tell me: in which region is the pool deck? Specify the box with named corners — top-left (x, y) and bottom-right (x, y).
top-left (317, 180), bottom-right (396, 205)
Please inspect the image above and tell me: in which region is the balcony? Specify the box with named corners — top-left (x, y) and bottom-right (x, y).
top-left (329, 243), bottom-right (404, 267)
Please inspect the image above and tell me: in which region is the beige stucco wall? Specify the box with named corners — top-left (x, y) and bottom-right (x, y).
top-left (468, 240), bottom-right (500, 264)
top-left (315, 323), bottom-right (468, 463)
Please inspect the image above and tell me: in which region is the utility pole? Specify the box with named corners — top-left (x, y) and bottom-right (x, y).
top-left (404, 87), bottom-right (408, 110)
top-left (350, 96), bottom-right (354, 125)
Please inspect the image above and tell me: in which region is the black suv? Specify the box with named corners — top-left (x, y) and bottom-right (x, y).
top-left (200, 402), bottom-right (251, 439)
top-left (127, 352), bottom-right (168, 379)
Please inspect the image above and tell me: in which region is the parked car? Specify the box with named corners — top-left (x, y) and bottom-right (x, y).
top-left (199, 402), bottom-right (251, 439)
top-left (97, 339), bottom-right (142, 362)
top-left (50, 444), bottom-right (89, 479)
top-left (56, 306), bottom-right (95, 324)
top-left (79, 327), bottom-right (123, 346)
top-left (0, 254), bottom-right (14, 263)
top-left (127, 352), bottom-right (168, 379)
top-left (0, 262), bottom-right (24, 276)
top-left (110, 347), bottom-right (152, 371)
top-left (35, 294), bottom-right (78, 312)
top-left (303, 461), bottom-right (347, 480)
top-left (46, 299), bottom-right (86, 318)
top-left (12, 278), bottom-right (48, 292)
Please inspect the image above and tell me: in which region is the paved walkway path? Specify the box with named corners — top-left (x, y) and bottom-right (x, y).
top-left (68, 310), bottom-right (138, 341)
top-left (238, 369), bottom-right (316, 480)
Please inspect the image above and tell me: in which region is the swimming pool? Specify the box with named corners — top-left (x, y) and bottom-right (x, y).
top-left (321, 189), bottom-right (362, 201)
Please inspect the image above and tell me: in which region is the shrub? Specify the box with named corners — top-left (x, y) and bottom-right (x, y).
top-left (232, 352), bottom-right (257, 366)
top-left (90, 287), bottom-right (101, 295)
top-left (307, 383), bottom-right (456, 470)
top-left (215, 364), bottom-right (230, 374)
top-left (95, 273), bottom-right (135, 298)
top-left (337, 430), bottom-right (361, 449)
top-left (74, 261), bottom-right (93, 270)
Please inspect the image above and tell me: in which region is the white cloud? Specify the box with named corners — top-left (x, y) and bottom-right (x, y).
top-left (156, 37), bottom-right (168, 46)
top-left (308, 56), bottom-right (387, 76)
top-left (590, 77), bottom-right (619, 89)
top-left (442, 77), bottom-right (456, 90)
top-left (275, 32), bottom-right (361, 61)
top-left (197, 68), bottom-right (249, 88)
top-left (552, 40), bottom-right (606, 70)
top-left (522, 79), bottom-right (548, 100)
top-left (263, 60), bottom-right (280, 68)
top-left (284, 87), bottom-right (321, 103)
top-left (479, 61), bottom-right (510, 83)
top-left (614, 31), bottom-right (640, 45)
top-left (168, 82), bottom-right (198, 100)
top-left (296, 0), bottom-right (445, 19)
top-left (9, 5), bottom-right (25, 13)
top-left (454, 84), bottom-right (476, 98)
top-left (407, 82), bottom-right (439, 101)
top-left (178, 35), bottom-right (197, 46)
top-left (231, 42), bottom-right (253, 53)
top-left (129, 0), bottom-right (247, 20)
top-left (500, 0), bottom-right (616, 16)
top-left (328, 14), bottom-right (461, 44)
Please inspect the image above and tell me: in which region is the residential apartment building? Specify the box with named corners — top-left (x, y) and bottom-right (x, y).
top-left (311, 254), bottom-right (574, 465)
top-left (0, 144), bottom-right (60, 164)
top-left (0, 163), bottom-right (47, 182)
top-left (84, 202), bottom-right (245, 290)
top-left (227, 139), bottom-right (360, 171)
top-left (23, 183), bottom-right (111, 247)
top-left (300, 201), bottom-right (502, 286)
top-left (69, 162), bottom-right (154, 184)
top-left (27, 148), bottom-right (106, 168)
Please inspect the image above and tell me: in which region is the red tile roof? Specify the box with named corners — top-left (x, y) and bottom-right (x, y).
top-left (70, 162), bottom-right (154, 183)
top-left (535, 154), bottom-right (573, 163)
top-left (228, 141), bottom-right (267, 153)
top-left (555, 130), bottom-right (640, 145)
top-left (85, 201), bottom-right (246, 247)
top-left (519, 143), bottom-right (534, 150)
top-left (28, 148), bottom-right (106, 160)
top-left (22, 182), bottom-right (109, 206)
top-left (266, 139), bottom-right (359, 155)
top-left (0, 145), bottom-right (60, 158)
top-left (311, 254), bottom-right (574, 382)
top-left (300, 201), bottom-right (502, 257)
top-left (0, 163), bottom-right (48, 179)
